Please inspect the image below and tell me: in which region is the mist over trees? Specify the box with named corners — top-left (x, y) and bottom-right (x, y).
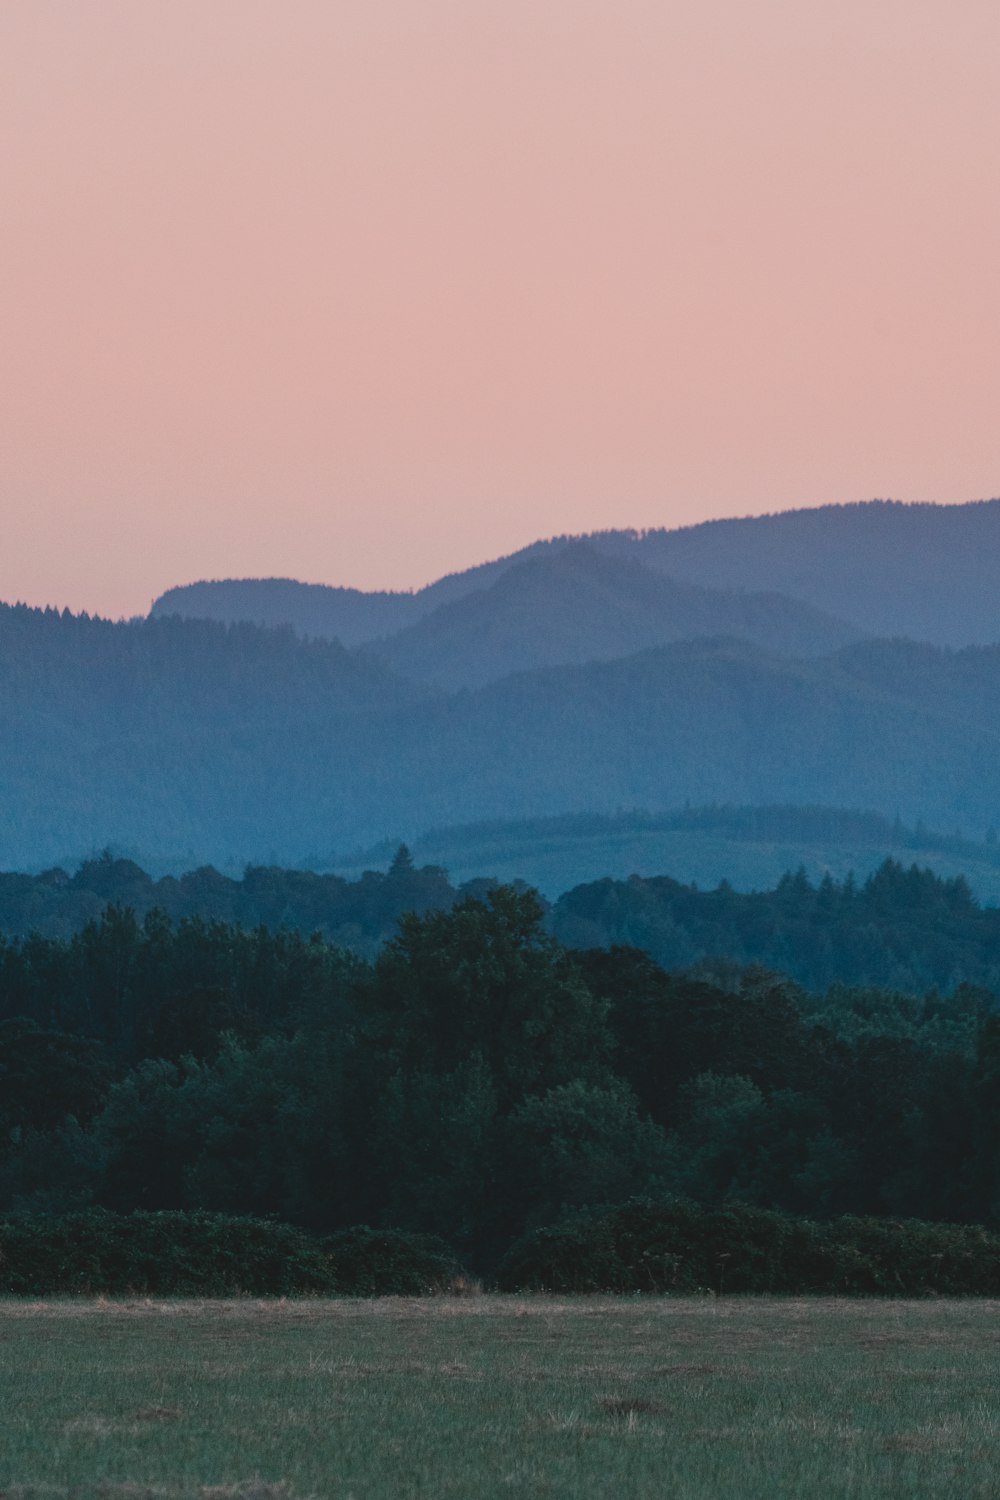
top-left (346, 806), bottom-right (1000, 904)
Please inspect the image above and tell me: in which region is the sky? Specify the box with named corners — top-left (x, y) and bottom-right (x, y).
top-left (2, 0), bottom-right (998, 618)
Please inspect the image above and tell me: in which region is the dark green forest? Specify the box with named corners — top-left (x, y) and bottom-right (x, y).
top-left (4, 880), bottom-right (1000, 1274)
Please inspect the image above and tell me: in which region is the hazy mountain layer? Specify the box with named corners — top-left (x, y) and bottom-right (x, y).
top-left (0, 604), bottom-right (431, 868)
top-left (0, 603), bottom-right (426, 727)
top-left (4, 605), bottom-right (1000, 869)
top-left (589, 499), bottom-right (1000, 646)
top-left (152, 577), bottom-right (423, 646)
top-left (151, 497), bottom-right (1000, 650)
top-left (332, 807), bottom-right (1000, 904)
top-left (366, 544), bottom-right (862, 688)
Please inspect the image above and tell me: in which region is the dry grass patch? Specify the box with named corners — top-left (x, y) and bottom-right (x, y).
top-left (596, 1396), bottom-right (670, 1416)
top-left (881, 1427), bottom-right (965, 1455)
top-left (0, 1488), bottom-right (310, 1500)
top-left (199, 1485), bottom-right (305, 1500)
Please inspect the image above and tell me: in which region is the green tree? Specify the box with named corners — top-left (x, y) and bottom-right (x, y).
top-left (0, 1019), bottom-right (109, 1139)
top-left (501, 1079), bottom-right (674, 1231)
top-left (357, 887), bottom-right (612, 1110)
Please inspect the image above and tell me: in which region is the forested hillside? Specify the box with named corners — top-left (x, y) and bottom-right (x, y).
top-left (341, 807), bottom-right (1000, 903)
top-left (0, 601), bottom-right (425, 721)
top-left (0, 603), bottom-right (431, 867)
top-left (366, 544), bottom-right (860, 688)
top-left (152, 577), bottom-right (423, 647)
top-left (6, 604), bottom-right (1000, 868)
top-left (597, 498), bottom-right (1000, 646)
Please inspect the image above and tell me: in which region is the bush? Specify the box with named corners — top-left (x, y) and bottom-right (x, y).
top-left (495, 1199), bottom-right (1000, 1296)
top-left (0, 1212), bottom-right (471, 1297)
top-left (492, 1219), bottom-right (643, 1295)
top-left (828, 1215), bottom-right (1000, 1296)
top-left (0, 1210), bottom-right (335, 1296)
top-left (322, 1226), bottom-right (466, 1295)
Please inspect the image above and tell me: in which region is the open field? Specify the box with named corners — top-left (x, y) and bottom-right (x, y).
top-left (1, 1297), bottom-right (999, 1499)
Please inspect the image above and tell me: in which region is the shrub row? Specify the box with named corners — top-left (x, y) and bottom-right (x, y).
top-left (0, 1211), bottom-right (465, 1296)
top-left (495, 1200), bottom-right (1000, 1296)
top-left (6, 1204), bottom-right (1000, 1297)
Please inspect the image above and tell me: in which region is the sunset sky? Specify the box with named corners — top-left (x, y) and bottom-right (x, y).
top-left (2, 0), bottom-right (998, 618)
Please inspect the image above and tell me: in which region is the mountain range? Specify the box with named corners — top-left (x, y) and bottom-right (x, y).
top-left (3, 497), bottom-right (999, 874)
top-left (152, 498), bottom-right (1000, 668)
top-left (362, 543), bottom-right (861, 689)
top-left (3, 606), bottom-right (1000, 871)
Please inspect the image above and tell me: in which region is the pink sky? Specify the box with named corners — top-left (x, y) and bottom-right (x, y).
top-left (2, 0), bottom-right (999, 618)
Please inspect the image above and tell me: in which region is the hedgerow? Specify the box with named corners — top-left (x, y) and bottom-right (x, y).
top-left (495, 1200), bottom-right (1000, 1296)
top-left (0, 1211), bottom-right (468, 1296)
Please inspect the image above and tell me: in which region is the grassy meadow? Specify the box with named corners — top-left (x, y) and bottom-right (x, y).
top-left (1, 1296), bottom-right (999, 1499)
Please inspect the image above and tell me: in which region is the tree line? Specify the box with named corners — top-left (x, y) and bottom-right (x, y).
top-left (552, 858), bottom-right (1000, 995)
top-left (0, 847), bottom-right (461, 951)
top-left (2, 883), bottom-right (1000, 1269)
top-left (9, 850), bottom-right (1000, 996)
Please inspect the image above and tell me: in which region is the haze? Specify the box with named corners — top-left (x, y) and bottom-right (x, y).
top-left (2, 0), bottom-right (998, 618)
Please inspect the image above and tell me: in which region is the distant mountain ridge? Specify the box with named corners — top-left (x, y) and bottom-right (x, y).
top-left (9, 497), bottom-right (1000, 873)
top-left (587, 498), bottom-right (1000, 646)
top-left (152, 577), bottom-right (422, 647)
top-left (151, 499), bottom-right (1000, 666)
top-left (364, 543), bottom-right (862, 688)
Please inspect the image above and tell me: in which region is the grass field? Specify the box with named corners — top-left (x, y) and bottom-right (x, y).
top-left (1, 1296), bottom-right (999, 1499)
